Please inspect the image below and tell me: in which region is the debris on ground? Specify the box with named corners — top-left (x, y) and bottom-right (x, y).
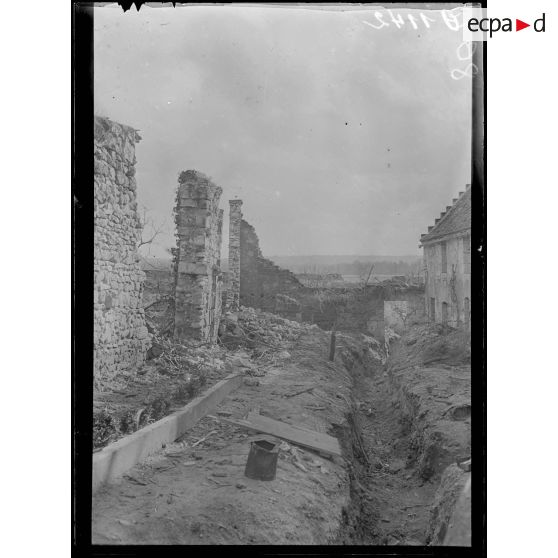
top-left (93, 307), bottom-right (313, 450)
top-left (93, 304), bottom-right (471, 547)
top-left (220, 306), bottom-right (307, 352)
top-left (92, 323), bottom-right (355, 545)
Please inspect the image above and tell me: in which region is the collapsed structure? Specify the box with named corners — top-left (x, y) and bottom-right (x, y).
top-left (93, 111), bottom-right (427, 383)
top-left (93, 113), bottom-right (304, 379)
top-left (93, 116), bottom-right (151, 384)
top-left (93, 118), bottom-right (230, 381)
top-left (420, 185), bottom-right (471, 328)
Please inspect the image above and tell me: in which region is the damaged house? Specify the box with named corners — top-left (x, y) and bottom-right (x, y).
top-left (420, 185), bottom-right (471, 328)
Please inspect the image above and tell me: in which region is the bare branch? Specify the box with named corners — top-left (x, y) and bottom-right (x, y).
top-left (137, 205), bottom-right (168, 253)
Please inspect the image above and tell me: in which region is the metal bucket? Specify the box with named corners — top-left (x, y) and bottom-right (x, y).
top-left (244, 439), bottom-right (279, 481)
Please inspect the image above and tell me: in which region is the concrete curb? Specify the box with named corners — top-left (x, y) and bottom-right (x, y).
top-left (92, 373), bottom-right (243, 494)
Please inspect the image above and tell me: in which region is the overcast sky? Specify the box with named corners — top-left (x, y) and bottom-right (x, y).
top-left (94, 4), bottom-right (472, 259)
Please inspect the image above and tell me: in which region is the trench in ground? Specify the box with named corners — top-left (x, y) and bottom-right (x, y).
top-left (333, 341), bottom-right (436, 545)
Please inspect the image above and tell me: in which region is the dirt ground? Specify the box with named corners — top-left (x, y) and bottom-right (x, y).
top-left (92, 327), bottom-right (355, 544)
top-left (92, 318), bottom-right (471, 546)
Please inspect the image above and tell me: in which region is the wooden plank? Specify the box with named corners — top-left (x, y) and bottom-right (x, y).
top-left (92, 373), bottom-right (243, 494)
top-left (221, 411), bottom-right (342, 457)
top-left (246, 412), bottom-right (340, 446)
top-left (246, 412), bottom-right (326, 437)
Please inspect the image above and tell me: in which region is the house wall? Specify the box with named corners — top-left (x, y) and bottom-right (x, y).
top-left (423, 233), bottom-right (471, 328)
top-left (173, 170), bottom-right (224, 343)
top-left (93, 116), bottom-right (151, 385)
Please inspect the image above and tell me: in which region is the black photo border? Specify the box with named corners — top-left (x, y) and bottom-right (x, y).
top-left (72, 2), bottom-right (486, 556)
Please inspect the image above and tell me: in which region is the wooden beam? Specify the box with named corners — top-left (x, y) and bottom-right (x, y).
top-left (218, 411), bottom-right (342, 458)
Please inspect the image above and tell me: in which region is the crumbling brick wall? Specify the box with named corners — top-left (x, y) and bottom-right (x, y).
top-left (94, 116), bottom-right (150, 385)
top-left (173, 170), bottom-right (224, 342)
top-left (239, 219), bottom-right (303, 312)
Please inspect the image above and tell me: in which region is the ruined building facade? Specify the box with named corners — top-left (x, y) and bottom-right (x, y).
top-left (173, 170), bottom-right (224, 343)
top-left (239, 218), bottom-right (303, 313)
top-left (93, 116), bottom-right (150, 384)
top-left (420, 186), bottom-right (471, 328)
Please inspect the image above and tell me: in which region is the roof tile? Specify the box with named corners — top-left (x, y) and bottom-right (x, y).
top-left (420, 187), bottom-right (471, 244)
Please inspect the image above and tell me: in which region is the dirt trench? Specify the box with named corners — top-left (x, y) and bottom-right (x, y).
top-left (333, 335), bottom-right (436, 545)
top-left (334, 324), bottom-right (471, 546)
top-left (92, 321), bottom-right (468, 545)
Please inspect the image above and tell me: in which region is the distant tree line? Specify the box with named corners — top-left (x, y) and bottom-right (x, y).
top-left (139, 255), bottom-right (423, 278)
top-left (299, 259), bottom-right (421, 277)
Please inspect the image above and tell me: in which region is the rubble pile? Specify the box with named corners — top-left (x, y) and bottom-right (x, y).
top-left (94, 306), bottom-right (315, 450)
top-left (148, 336), bottom-right (226, 376)
top-left (94, 336), bottom-right (229, 450)
top-left (220, 306), bottom-right (309, 351)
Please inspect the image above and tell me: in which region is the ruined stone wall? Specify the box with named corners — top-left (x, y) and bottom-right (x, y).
top-left (384, 300), bottom-right (409, 334)
top-left (239, 219), bottom-right (303, 313)
top-left (173, 170), bottom-right (223, 342)
top-left (298, 286), bottom-right (384, 334)
top-left (384, 291), bottom-right (426, 334)
top-left (294, 284), bottom-right (424, 342)
top-left (94, 116), bottom-right (150, 385)
top-left (142, 268), bottom-right (174, 308)
top-left (275, 293), bottom-right (303, 322)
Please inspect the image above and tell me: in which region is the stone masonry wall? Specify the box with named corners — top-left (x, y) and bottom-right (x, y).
top-left (226, 200), bottom-right (243, 312)
top-left (94, 116), bottom-right (150, 385)
top-left (239, 219), bottom-right (303, 313)
top-left (173, 170), bottom-right (223, 342)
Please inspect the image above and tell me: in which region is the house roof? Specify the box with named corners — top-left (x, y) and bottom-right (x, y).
top-left (420, 185), bottom-right (471, 245)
